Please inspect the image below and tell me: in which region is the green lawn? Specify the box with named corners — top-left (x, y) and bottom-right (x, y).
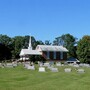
top-left (0, 64), bottom-right (90, 90)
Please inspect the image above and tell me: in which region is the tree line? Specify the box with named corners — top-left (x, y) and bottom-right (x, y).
top-left (0, 34), bottom-right (90, 63)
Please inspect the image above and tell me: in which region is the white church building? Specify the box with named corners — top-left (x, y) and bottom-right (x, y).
top-left (20, 36), bottom-right (68, 61)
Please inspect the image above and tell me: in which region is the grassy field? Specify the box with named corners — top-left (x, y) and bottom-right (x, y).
top-left (0, 64), bottom-right (90, 90)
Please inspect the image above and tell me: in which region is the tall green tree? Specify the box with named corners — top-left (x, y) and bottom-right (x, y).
top-left (77, 35), bottom-right (90, 63)
top-left (0, 43), bottom-right (12, 60)
top-left (0, 34), bottom-right (11, 46)
top-left (53, 34), bottom-right (77, 58)
top-left (0, 34), bottom-right (12, 60)
top-left (12, 36), bottom-right (25, 59)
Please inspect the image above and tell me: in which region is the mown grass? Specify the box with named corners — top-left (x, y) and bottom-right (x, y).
top-left (0, 64), bottom-right (90, 90)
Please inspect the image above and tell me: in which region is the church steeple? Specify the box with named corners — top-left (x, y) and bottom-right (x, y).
top-left (28, 36), bottom-right (32, 50)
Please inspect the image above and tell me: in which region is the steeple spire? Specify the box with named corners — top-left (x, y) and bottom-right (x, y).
top-left (28, 36), bottom-right (32, 50)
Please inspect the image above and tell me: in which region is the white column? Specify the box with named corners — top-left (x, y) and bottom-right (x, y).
top-left (53, 51), bottom-right (56, 59)
top-left (60, 52), bottom-right (63, 59)
top-left (47, 51), bottom-right (50, 59)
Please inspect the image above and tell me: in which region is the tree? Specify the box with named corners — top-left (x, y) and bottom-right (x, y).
top-left (53, 36), bottom-right (64, 46)
top-left (77, 35), bottom-right (90, 63)
top-left (31, 36), bottom-right (37, 49)
top-left (12, 36), bottom-right (25, 59)
top-left (0, 43), bottom-right (11, 61)
top-left (45, 40), bottom-right (51, 45)
top-left (36, 40), bottom-right (44, 46)
top-left (53, 34), bottom-right (77, 58)
top-left (0, 34), bottom-right (11, 46)
top-left (0, 34), bottom-right (12, 60)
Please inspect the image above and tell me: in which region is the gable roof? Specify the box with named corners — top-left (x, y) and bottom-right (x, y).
top-left (20, 49), bottom-right (42, 56)
top-left (36, 45), bottom-right (68, 52)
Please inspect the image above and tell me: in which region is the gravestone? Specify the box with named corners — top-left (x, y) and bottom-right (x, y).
top-left (56, 63), bottom-right (61, 66)
top-left (77, 69), bottom-right (85, 73)
top-left (27, 65), bottom-right (35, 70)
top-left (0, 63), bottom-right (2, 67)
top-left (39, 67), bottom-right (45, 72)
top-left (12, 62), bottom-right (17, 67)
top-left (73, 64), bottom-right (79, 68)
top-left (51, 68), bottom-right (58, 72)
top-left (84, 64), bottom-right (90, 67)
top-left (6, 63), bottom-right (13, 68)
top-left (44, 63), bottom-right (50, 67)
top-left (64, 68), bottom-right (71, 72)
top-left (39, 63), bottom-right (43, 67)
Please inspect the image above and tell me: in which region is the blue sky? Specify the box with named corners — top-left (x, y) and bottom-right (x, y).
top-left (0, 0), bottom-right (90, 42)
